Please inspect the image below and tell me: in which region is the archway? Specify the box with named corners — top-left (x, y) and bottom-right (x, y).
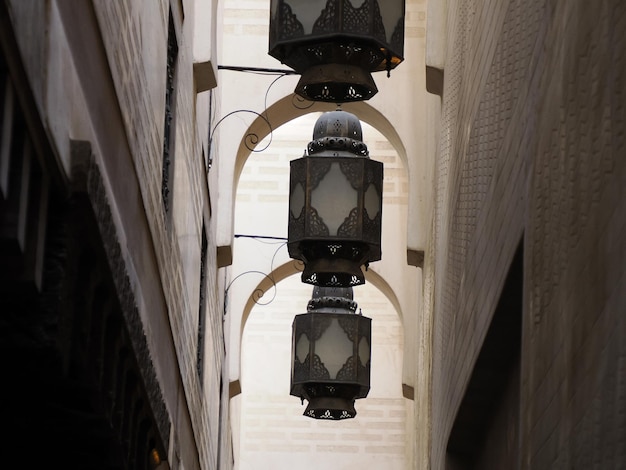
top-left (232, 95), bottom-right (409, 194)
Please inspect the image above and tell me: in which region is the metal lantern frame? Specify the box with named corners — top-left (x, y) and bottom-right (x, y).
top-left (287, 110), bottom-right (383, 287)
top-left (268, 0), bottom-right (406, 101)
top-left (290, 287), bottom-right (371, 419)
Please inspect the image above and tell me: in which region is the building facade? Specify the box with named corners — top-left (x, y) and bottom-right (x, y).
top-left (1, 0), bottom-right (228, 468)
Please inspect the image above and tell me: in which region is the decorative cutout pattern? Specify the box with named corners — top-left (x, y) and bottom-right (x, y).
top-left (309, 159), bottom-right (332, 189)
top-left (310, 354), bottom-right (331, 380)
top-left (312, 0), bottom-right (386, 45)
top-left (273, 1), bottom-right (304, 41)
top-left (336, 355), bottom-right (356, 380)
top-left (337, 207), bottom-right (359, 237)
top-left (306, 207), bottom-right (330, 236)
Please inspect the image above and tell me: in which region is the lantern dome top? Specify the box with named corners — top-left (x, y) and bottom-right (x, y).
top-left (308, 110), bottom-right (369, 158)
top-left (313, 110), bottom-right (362, 141)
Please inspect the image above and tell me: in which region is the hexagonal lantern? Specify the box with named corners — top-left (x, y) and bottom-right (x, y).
top-left (269, 0), bottom-right (405, 102)
top-left (288, 109), bottom-right (383, 287)
top-left (290, 286), bottom-right (371, 419)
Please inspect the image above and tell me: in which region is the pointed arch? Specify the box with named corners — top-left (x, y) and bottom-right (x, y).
top-left (239, 259), bottom-right (302, 337)
top-left (239, 261), bottom-right (406, 338)
top-left (232, 94), bottom-right (409, 196)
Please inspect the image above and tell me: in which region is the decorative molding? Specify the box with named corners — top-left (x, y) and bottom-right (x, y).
top-left (71, 139), bottom-right (172, 451)
top-left (217, 244), bottom-right (233, 268)
top-left (229, 379), bottom-right (242, 398)
top-left (402, 383), bottom-right (415, 400)
top-left (426, 65), bottom-right (444, 96)
top-left (407, 249), bottom-right (424, 268)
top-left (194, 60), bottom-right (217, 93)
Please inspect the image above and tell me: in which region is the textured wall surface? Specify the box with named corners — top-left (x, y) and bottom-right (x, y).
top-left (427, 0), bottom-right (625, 467)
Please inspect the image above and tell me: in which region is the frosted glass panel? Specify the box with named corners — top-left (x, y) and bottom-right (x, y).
top-left (290, 182), bottom-right (305, 218)
top-left (358, 336), bottom-right (370, 365)
top-left (310, 162), bottom-right (357, 235)
top-left (364, 183), bottom-right (380, 219)
top-left (315, 318), bottom-right (352, 379)
top-left (285, 1), bottom-right (326, 34)
top-left (379, 1), bottom-right (404, 43)
top-left (296, 333), bottom-right (310, 363)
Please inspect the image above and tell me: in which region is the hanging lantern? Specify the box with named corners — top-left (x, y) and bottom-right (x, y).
top-left (288, 109), bottom-right (383, 287)
top-left (290, 286), bottom-right (371, 419)
top-left (268, 0), bottom-right (406, 102)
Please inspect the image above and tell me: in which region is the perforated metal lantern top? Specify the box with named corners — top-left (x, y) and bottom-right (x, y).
top-left (288, 110), bottom-right (383, 287)
top-left (290, 287), bottom-right (371, 419)
top-left (312, 108), bottom-right (363, 142)
top-left (268, 0), bottom-right (405, 102)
